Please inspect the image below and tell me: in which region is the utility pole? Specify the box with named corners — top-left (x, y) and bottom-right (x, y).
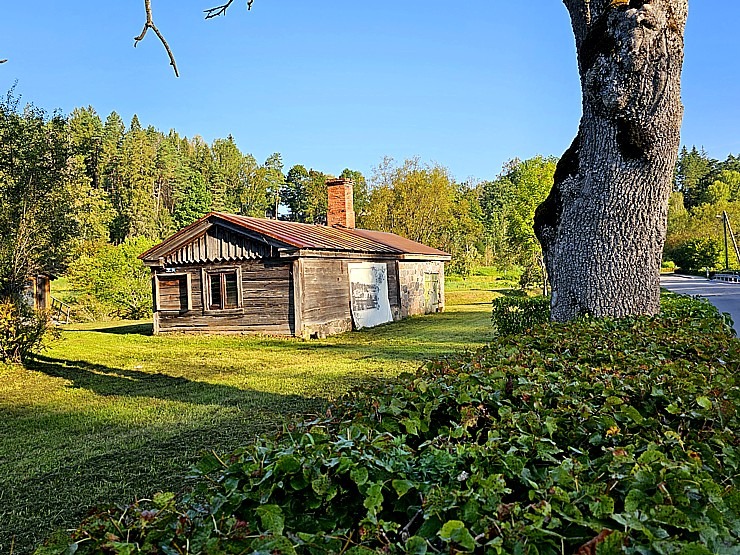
top-left (718, 213), bottom-right (729, 270)
top-left (724, 215), bottom-right (729, 270)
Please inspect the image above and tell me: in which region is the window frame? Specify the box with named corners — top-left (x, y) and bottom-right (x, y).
top-left (154, 273), bottom-right (192, 313)
top-left (201, 267), bottom-right (243, 315)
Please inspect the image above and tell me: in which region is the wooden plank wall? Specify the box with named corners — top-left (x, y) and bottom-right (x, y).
top-left (154, 256), bottom-right (404, 336)
top-left (300, 259), bottom-right (401, 329)
top-left (155, 260), bottom-right (294, 334)
top-left (300, 259), bottom-right (351, 327)
top-left (158, 276), bottom-right (189, 311)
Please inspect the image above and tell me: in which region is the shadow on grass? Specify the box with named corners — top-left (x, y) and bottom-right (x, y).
top-left (88, 323), bottom-right (154, 336)
top-left (0, 405), bottom-right (315, 555)
top-left (26, 355), bottom-right (318, 411)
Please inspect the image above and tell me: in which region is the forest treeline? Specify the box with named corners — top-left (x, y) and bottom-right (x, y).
top-left (1, 94), bottom-right (734, 322)
top-left (53, 103), bottom-right (557, 279)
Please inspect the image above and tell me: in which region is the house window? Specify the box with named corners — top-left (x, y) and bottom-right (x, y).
top-left (206, 270), bottom-right (240, 310)
top-left (156, 274), bottom-right (191, 312)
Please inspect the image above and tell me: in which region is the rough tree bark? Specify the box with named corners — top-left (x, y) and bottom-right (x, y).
top-left (534, 0), bottom-right (688, 321)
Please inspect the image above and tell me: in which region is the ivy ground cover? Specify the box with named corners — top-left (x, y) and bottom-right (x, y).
top-left (40, 293), bottom-right (740, 554)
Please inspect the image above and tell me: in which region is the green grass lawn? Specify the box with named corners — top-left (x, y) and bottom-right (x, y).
top-left (0, 281), bottom-right (506, 554)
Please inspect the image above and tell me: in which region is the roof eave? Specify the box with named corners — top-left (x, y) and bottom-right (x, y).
top-left (139, 213), bottom-right (298, 263)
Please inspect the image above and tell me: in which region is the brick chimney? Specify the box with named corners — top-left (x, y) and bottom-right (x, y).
top-left (326, 178), bottom-right (355, 229)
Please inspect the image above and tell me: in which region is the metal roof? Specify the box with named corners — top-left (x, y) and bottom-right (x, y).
top-left (345, 228), bottom-right (450, 257)
top-left (140, 212), bottom-right (451, 262)
top-left (215, 213), bottom-right (401, 253)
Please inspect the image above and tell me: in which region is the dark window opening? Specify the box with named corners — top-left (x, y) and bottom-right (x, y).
top-left (208, 271), bottom-right (239, 310)
top-left (159, 275), bottom-right (189, 311)
top-left (224, 272), bottom-right (238, 308)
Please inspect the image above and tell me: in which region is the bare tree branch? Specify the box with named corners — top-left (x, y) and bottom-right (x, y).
top-left (134, 0), bottom-right (180, 77)
top-left (204, 0), bottom-right (253, 20)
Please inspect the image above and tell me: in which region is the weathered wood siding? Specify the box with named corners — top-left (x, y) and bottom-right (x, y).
top-left (154, 260), bottom-right (294, 334)
top-left (297, 259), bottom-right (401, 337)
top-left (163, 225), bottom-right (278, 266)
top-left (299, 259), bottom-right (351, 336)
top-left (157, 276), bottom-right (189, 311)
top-left (152, 256), bottom-right (410, 337)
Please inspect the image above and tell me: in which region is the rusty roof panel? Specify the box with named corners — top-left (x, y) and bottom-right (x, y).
top-left (141, 212), bottom-right (450, 262)
top-left (344, 228), bottom-right (450, 257)
top-left (215, 213), bottom-right (402, 254)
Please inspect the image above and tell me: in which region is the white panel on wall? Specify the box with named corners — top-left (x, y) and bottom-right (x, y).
top-left (348, 262), bottom-right (393, 329)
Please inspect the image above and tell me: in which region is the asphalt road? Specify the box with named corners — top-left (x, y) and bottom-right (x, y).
top-left (661, 274), bottom-right (740, 325)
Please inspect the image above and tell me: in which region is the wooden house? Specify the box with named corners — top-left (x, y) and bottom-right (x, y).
top-left (140, 179), bottom-right (451, 336)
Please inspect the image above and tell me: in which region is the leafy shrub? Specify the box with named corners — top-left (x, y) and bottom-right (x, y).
top-left (0, 299), bottom-right (56, 362)
top-left (38, 294), bottom-right (740, 554)
top-left (491, 294), bottom-right (550, 335)
top-left (518, 259), bottom-right (545, 290)
top-left (66, 237), bottom-right (155, 321)
top-left (669, 238), bottom-right (721, 271)
top-left (661, 260), bottom-right (676, 272)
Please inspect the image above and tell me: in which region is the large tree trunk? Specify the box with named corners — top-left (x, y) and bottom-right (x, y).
top-left (534, 0), bottom-right (688, 321)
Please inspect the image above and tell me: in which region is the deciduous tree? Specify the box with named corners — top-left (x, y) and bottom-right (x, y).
top-left (0, 93), bottom-right (79, 299)
top-left (534, 0), bottom-right (688, 321)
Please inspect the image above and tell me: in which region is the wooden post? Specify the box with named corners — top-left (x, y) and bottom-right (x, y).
top-left (151, 272), bottom-right (160, 334)
top-left (292, 259), bottom-right (304, 338)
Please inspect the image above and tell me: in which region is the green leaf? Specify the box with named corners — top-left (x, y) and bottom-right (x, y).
top-left (276, 455), bottom-right (301, 474)
top-left (589, 495), bottom-right (615, 519)
top-left (311, 474), bottom-right (330, 496)
top-left (250, 535), bottom-right (297, 555)
top-left (364, 483), bottom-right (383, 513)
top-left (417, 516), bottom-right (442, 537)
top-left (402, 418), bottom-right (419, 435)
top-left (351, 466), bottom-right (369, 486)
top-left (110, 544), bottom-right (137, 555)
top-left (624, 489), bottom-right (648, 513)
top-left (621, 405), bottom-right (644, 424)
top-left (595, 531), bottom-right (626, 554)
top-left (152, 491), bottom-right (175, 508)
top-left (392, 479), bottom-right (414, 498)
top-left (696, 396), bottom-right (712, 410)
top-left (290, 474), bottom-right (309, 490)
top-left (637, 446), bottom-right (664, 464)
top-left (676, 542), bottom-right (713, 555)
top-left (405, 536), bottom-right (428, 555)
top-left (195, 452), bottom-right (223, 474)
top-left (438, 520), bottom-right (476, 552)
top-left (345, 548), bottom-right (378, 555)
top-left (255, 504), bottom-right (285, 535)
top-left (544, 416), bottom-right (558, 437)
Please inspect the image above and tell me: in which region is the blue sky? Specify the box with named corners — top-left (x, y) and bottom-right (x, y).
top-left (2, 1), bottom-right (738, 182)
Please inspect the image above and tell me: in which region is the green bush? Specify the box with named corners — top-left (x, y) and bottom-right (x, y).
top-left (517, 260), bottom-right (545, 291)
top-left (66, 237), bottom-right (155, 321)
top-left (669, 238), bottom-right (721, 271)
top-left (491, 295), bottom-right (550, 335)
top-left (38, 294), bottom-right (740, 554)
top-left (0, 299), bottom-right (56, 362)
